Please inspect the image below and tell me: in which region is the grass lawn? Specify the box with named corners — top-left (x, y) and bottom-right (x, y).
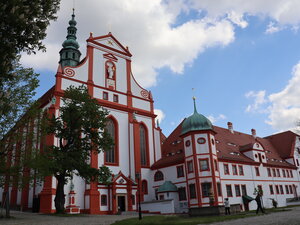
top-left (111, 208), bottom-right (290, 225)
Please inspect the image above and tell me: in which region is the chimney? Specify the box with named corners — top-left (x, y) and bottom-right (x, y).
top-left (251, 128), bottom-right (256, 138)
top-left (227, 122), bottom-right (234, 133)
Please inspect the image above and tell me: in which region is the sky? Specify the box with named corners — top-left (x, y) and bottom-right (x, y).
top-left (21, 0), bottom-right (300, 137)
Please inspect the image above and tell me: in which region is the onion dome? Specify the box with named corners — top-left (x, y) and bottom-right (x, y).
top-left (59, 9), bottom-right (81, 67)
top-left (181, 97), bottom-right (213, 135)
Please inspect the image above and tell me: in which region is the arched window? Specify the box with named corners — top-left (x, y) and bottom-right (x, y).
top-left (105, 118), bottom-right (118, 164)
top-left (154, 171), bottom-right (164, 181)
top-left (140, 124), bottom-right (148, 166)
top-left (141, 180), bottom-right (148, 194)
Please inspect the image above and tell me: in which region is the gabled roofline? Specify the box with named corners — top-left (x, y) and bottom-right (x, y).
top-left (87, 32), bottom-right (132, 57)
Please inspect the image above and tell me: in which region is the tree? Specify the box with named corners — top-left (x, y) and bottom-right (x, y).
top-left (0, 103), bottom-right (44, 218)
top-left (0, 55), bottom-right (40, 188)
top-left (36, 85), bottom-right (113, 213)
top-left (0, 56), bottom-right (40, 140)
top-left (0, 0), bottom-right (60, 82)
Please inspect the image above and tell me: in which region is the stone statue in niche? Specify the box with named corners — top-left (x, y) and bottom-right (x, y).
top-left (106, 61), bottom-right (115, 79)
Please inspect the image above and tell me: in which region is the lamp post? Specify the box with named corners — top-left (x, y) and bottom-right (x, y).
top-left (135, 172), bottom-right (142, 220)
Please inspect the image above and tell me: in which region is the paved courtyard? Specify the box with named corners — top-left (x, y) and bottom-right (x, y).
top-left (1, 207), bottom-right (300, 225)
top-left (200, 206), bottom-right (300, 225)
top-left (0, 211), bottom-right (137, 225)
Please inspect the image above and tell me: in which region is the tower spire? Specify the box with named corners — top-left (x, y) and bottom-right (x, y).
top-left (59, 9), bottom-right (81, 67)
top-left (193, 96), bottom-right (198, 114)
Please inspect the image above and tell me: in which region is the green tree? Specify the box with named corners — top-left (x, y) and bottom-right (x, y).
top-left (0, 55), bottom-right (40, 188)
top-left (36, 85), bottom-right (113, 213)
top-left (0, 56), bottom-right (40, 140)
top-left (0, 0), bottom-right (60, 82)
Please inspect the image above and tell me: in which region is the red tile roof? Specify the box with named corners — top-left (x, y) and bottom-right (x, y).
top-left (151, 121), bottom-right (297, 169)
top-left (265, 131), bottom-right (297, 159)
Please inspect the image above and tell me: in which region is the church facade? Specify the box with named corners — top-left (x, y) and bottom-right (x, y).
top-left (1, 12), bottom-right (300, 214)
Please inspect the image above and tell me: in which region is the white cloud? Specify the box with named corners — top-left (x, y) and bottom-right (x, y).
top-left (227, 11), bottom-right (248, 28)
top-left (207, 114), bottom-right (227, 123)
top-left (266, 62), bottom-right (300, 131)
top-left (21, 0), bottom-right (235, 88)
top-left (154, 109), bottom-right (165, 125)
top-left (245, 90), bottom-right (267, 113)
top-left (265, 22), bottom-right (281, 34)
top-left (187, 0), bottom-right (300, 32)
top-left (245, 61), bottom-right (300, 132)
top-left (20, 0), bottom-right (300, 88)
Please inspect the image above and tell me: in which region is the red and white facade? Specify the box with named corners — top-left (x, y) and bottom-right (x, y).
top-left (1, 31), bottom-right (300, 214)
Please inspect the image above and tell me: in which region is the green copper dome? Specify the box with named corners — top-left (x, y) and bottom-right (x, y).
top-left (157, 181), bottom-right (178, 193)
top-left (181, 97), bottom-right (213, 135)
top-left (59, 9), bottom-right (81, 67)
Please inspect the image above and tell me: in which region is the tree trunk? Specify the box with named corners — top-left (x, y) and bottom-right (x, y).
top-left (54, 175), bottom-right (65, 214)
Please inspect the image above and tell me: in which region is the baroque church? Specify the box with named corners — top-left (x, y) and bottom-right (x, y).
top-left (1, 12), bottom-right (300, 214)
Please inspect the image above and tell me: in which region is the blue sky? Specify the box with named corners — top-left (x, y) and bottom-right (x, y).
top-left (22, 0), bottom-right (300, 138)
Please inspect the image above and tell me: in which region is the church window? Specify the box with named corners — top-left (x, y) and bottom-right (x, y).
top-left (131, 195), bottom-right (135, 205)
top-left (280, 185), bottom-right (284, 194)
top-left (178, 187), bottom-right (187, 201)
top-left (199, 159), bottom-right (209, 171)
top-left (275, 185), bottom-right (279, 194)
top-left (105, 118), bottom-right (118, 164)
top-left (238, 165), bottom-right (244, 175)
top-left (154, 171), bottom-right (164, 181)
top-left (272, 168), bottom-right (276, 177)
top-left (101, 195), bottom-right (107, 206)
top-left (224, 164), bottom-right (229, 175)
top-left (232, 165), bottom-right (237, 175)
top-left (202, 183), bottom-right (211, 197)
top-left (187, 160), bottom-right (194, 173)
top-left (197, 137), bottom-right (206, 144)
top-left (142, 180), bottom-right (148, 194)
top-left (285, 185), bottom-right (289, 194)
top-left (140, 124), bottom-right (148, 166)
top-left (241, 184), bottom-right (247, 196)
top-left (217, 183), bottom-right (222, 196)
top-left (235, 184), bottom-right (241, 197)
top-left (267, 168), bottom-right (271, 177)
top-left (276, 169), bottom-right (281, 177)
top-left (177, 165), bottom-right (184, 178)
top-left (226, 185), bottom-right (233, 197)
top-left (103, 92), bottom-right (108, 100)
top-left (189, 184), bottom-right (196, 199)
top-left (113, 94), bottom-right (119, 103)
top-left (73, 52), bottom-right (75, 59)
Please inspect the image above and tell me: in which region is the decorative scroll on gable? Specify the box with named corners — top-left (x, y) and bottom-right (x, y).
top-left (63, 67), bottom-right (75, 77)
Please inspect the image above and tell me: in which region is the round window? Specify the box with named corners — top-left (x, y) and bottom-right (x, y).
top-left (255, 154), bottom-right (258, 158)
top-left (185, 140), bottom-right (191, 147)
top-left (197, 138), bottom-right (206, 144)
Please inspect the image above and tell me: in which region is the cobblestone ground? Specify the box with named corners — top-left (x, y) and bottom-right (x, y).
top-left (199, 206), bottom-right (300, 225)
top-left (0, 211), bottom-right (138, 225)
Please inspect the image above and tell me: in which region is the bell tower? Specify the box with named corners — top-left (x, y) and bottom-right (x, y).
top-left (180, 97), bottom-right (220, 207)
top-left (59, 9), bottom-right (81, 67)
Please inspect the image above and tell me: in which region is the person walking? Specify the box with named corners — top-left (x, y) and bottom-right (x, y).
top-left (224, 198), bottom-right (230, 215)
top-left (255, 193), bottom-right (265, 214)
